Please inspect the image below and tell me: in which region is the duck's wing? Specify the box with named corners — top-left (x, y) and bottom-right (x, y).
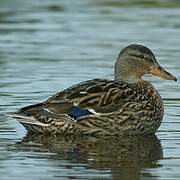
top-left (45, 78), bottom-right (137, 115)
top-left (10, 79), bottom-right (137, 124)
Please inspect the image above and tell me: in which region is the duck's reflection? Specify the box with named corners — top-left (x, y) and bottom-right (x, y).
top-left (18, 134), bottom-right (163, 179)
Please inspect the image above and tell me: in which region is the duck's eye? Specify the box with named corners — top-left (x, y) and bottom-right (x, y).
top-left (139, 54), bottom-right (144, 59)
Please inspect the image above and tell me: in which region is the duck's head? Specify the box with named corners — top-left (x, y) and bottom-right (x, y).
top-left (115, 44), bottom-right (177, 82)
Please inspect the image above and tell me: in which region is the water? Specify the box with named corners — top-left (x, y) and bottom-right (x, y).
top-left (0, 0), bottom-right (180, 179)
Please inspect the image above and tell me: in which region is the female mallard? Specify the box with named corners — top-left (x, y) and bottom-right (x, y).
top-left (9, 44), bottom-right (177, 136)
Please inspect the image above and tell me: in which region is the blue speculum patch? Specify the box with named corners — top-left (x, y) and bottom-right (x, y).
top-left (68, 106), bottom-right (92, 119)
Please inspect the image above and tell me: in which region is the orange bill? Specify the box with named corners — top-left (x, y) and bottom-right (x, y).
top-left (149, 65), bottom-right (177, 81)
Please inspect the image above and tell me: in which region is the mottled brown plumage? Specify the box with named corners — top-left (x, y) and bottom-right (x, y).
top-left (8, 44), bottom-right (177, 136)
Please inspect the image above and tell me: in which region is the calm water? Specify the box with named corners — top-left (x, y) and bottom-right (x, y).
top-left (0, 0), bottom-right (180, 179)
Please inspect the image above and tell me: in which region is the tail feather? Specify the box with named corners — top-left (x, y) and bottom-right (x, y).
top-left (6, 112), bottom-right (48, 127)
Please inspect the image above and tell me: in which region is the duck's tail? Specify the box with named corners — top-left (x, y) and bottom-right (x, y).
top-left (6, 112), bottom-right (48, 133)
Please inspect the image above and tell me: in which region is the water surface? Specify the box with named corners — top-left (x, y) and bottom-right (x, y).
top-left (0, 0), bottom-right (180, 179)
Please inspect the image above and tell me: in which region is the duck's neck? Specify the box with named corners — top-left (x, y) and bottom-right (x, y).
top-left (114, 67), bottom-right (142, 83)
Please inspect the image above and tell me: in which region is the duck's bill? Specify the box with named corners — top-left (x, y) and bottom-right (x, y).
top-left (149, 65), bottom-right (177, 81)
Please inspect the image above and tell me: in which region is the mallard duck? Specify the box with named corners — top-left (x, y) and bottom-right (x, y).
top-left (9, 44), bottom-right (177, 136)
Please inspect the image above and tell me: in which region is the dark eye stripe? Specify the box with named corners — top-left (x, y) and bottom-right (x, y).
top-left (127, 52), bottom-right (155, 63)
